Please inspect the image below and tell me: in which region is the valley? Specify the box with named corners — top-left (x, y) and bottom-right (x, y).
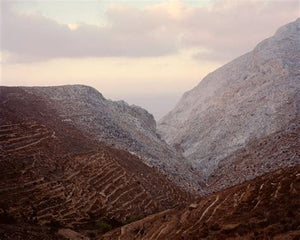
top-left (0, 19), bottom-right (299, 240)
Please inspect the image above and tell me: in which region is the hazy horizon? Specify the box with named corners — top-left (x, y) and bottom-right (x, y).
top-left (1, 0), bottom-right (299, 119)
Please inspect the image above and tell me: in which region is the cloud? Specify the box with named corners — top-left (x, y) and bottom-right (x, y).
top-left (1, 3), bottom-right (179, 61)
top-left (1, 0), bottom-right (299, 62)
top-left (181, 0), bottom-right (300, 61)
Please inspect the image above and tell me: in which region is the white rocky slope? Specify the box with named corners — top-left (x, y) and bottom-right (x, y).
top-left (21, 85), bottom-right (198, 190)
top-left (158, 19), bottom-right (300, 180)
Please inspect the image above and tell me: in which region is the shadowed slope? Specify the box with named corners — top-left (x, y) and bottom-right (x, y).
top-left (0, 87), bottom-right (192, 238)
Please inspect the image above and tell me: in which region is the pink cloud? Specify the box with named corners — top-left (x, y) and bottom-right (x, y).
top-left (1, 0), bottom-right (299, 62)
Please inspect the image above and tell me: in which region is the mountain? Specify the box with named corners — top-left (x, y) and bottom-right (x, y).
top-left (17, 85), bottom-right (199, 191)
top-left (1, 19), bottom-right (299, 240)
top-left (158, 18), bottom-right (300, 191)
top-left (102, 166), bottom-right (300, 240)
top-left (0, 87), bottom-right (193, 238)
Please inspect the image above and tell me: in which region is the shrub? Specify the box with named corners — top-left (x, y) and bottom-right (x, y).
top-left (96, 220), bottom-right (112, 233)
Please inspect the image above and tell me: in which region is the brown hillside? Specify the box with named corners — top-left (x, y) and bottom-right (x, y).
top-left (102, 166), bottom-right (300, 240)
top-left (0, 87), bottom-right (192, 238)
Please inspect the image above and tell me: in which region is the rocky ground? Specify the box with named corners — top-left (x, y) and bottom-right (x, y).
top-left (1, 18), bottom-right (299, 240)
top-left (158, 19), bottom-right (300, 185)
top-left (20, 85), bottom-right (199, 191)
top-left (102, 166), bottom-right (300, 240)
top-left (0, 87), bottom-right (193, 239)
top-left (203, 119), bottom-right (300, 195)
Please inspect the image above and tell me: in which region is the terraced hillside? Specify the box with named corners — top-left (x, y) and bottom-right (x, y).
top-left (0, 87), bottom-right (192, 238)
top-left (102, 166), bottom-right (300, 240)
top-left (20, 85), bottom-right (199, 191)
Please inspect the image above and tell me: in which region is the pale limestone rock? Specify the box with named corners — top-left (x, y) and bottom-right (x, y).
top-left (158, 19), bottom-right (300, 180)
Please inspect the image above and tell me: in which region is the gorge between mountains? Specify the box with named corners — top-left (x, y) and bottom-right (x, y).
top-left (0, 19), bottom-right (299, 240)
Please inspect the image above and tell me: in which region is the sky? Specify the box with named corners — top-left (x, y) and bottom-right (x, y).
top-left (1, 0), bottom-right (299, 120)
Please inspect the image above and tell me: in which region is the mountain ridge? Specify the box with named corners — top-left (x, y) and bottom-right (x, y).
top-left (0, 86), bottom-right (193, 238)
top-left (1, 19), bottom-right (299, 240)
top-left (13, 84), bottom-right (200, 191)
top-left (158, 18), bottom-right (300, 184)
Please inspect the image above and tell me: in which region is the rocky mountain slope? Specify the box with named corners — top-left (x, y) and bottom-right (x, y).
top-left (102, 166), bottom-right (300, 240)
top-left (203, 119), bottom-right (300, 195)
top-left (19, 85), bottom-right (198, 191)
top-left (0, 87), bottom-right (193, 238)
top-left (1, 19), bottom-right (300, 240)
top-left (158, 19), bottom-right (300, 184)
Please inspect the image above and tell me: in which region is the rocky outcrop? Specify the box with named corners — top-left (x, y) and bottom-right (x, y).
top-left (0, 87), bottom-right (193, 237)
top-left (158, 19), bottom-right (300, 182)
top-left (19, 85), bottom-right (198, 191)
top-left (203, 119), bottom-right (300, 195)
top-left (102, 166), bottom-right (300, 240)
